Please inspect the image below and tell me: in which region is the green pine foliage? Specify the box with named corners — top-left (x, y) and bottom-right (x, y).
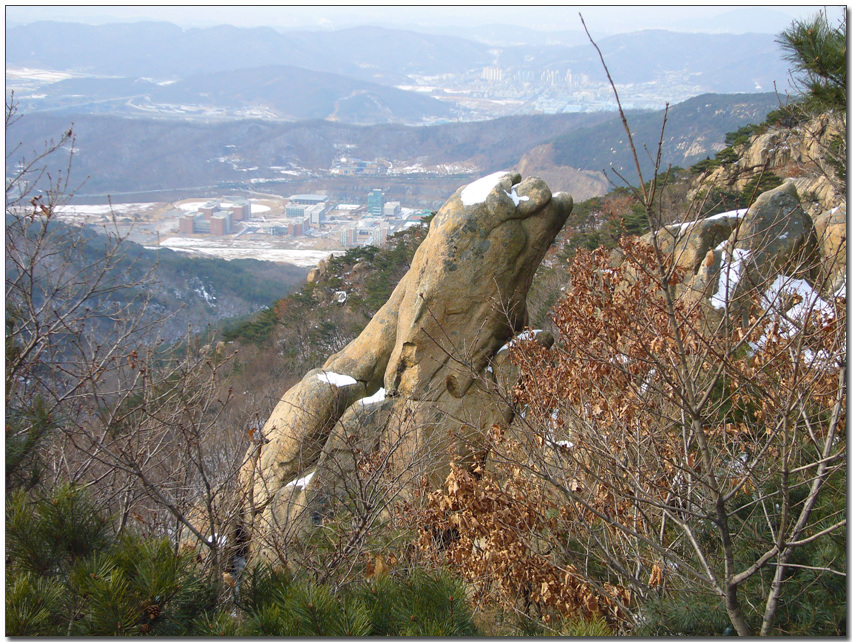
top-left (232, 567), bottom-right (477, 636)
top-left (778, 11), bottom-right (847, 112)
top-left (361, 570), bottom-right (478, 636)
top-left (6, 486), bottom-right (479, 636)
top-left (635, 590), bottom-right (734, 636)
top-left (6, 486), bottom-right (214, 636)
top-left (5, 572), bottom-right (67, 636)
top-left (633, 466), bottom-right (846, 636)
top-left (5, 395), bottom-right (58, 492)
top-left (6, 486), bottom-right (111, 577)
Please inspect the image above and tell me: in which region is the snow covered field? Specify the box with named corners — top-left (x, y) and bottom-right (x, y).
top-left (157, 236), bottom-right (333, 266)
top-left (53, 202), bottom-right (160, 224)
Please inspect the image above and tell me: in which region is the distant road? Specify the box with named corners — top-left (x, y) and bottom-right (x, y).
top-left (77, 186), bottom-right (222, 198)
top-left (74, 186), bottom-right (286, 203)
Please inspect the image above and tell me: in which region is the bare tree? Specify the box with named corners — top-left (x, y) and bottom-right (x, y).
top-left (417, 20), bottom-right (846, 635)
top-left (6, 96), bottom-right (257, 587)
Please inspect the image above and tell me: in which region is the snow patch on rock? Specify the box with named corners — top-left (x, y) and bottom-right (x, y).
top-left (460, 171), bottom-right (510, 206)
top-left (316, 371), bottom-right (358, 387)
top-left (359, 388), bottom-right (386, 406)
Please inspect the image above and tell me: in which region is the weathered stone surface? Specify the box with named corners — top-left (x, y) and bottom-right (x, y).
top-left (813, 205), bottom-right (847, 295)
top-left (246, 368), bottom-right (366, 512)
top-left (306, 256), bottom-right (331, 284)
top-left (382, 173), bottom-right (571, 400)
top-left (646, 211), bottom-right (744, 276)
top-left (728, 182), bottom-right (818, 296)
top-left (691, 113), bottom-right (846, 216)
top-left (640, 182), bottom-right (838, 321)
top-left (242, 172), bottom-right (572, 557)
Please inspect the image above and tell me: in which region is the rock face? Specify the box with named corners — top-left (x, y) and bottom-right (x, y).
top-left (240, 172), bottom-right (572, 560)
top-left (641, 181), bottom-right (845, 317)
top-left (693, 113), bottom-right (846, 218)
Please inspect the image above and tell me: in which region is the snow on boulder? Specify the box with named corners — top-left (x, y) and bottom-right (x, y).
top-left (359, 388), bottom-right (386, 406)
top-left (285, 471), bottom-right (315, 490)
top-left (316, 371), bottom-right (358, 387)
top-left (460, 171), bottom-right (510, 206)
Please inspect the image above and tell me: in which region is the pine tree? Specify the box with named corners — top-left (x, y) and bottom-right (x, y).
top-left (778, 11), bottom-right (847, 112)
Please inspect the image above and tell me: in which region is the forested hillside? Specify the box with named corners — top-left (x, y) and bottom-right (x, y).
top-left (6, 93), bottom-right (777, 201)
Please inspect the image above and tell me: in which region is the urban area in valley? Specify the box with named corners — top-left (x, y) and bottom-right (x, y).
top-left (53, 189), bottom-right (430, 267)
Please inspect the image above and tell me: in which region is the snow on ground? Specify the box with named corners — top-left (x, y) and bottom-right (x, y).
top-left (316, 372), bottom-right (358, 387)
top-left (705, 208), bottom-right (749, 222)
top-left (461, 171), bottom-right (510, 206)
top-left (176, 200), bottom-right (271, 214)
top-left (669, 209), bottom-right (748, 231)
top-left (762, 276), bottom-right (835, 329)
top-left (158, 237), bottom-right (333, 266)
top-left (749, 275), bottom-right (842, 368)
top-left (176, 201), bottom-right (208, 211)
top-left (53, 202), bottom-right (159, 224)
top-left (6, 67), bottom-right (76, 83)
top-left (55, 203), bottom-right (159, 216)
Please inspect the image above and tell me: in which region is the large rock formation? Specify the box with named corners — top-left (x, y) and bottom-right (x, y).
top-left (240, 172), bottom-right (572, 561)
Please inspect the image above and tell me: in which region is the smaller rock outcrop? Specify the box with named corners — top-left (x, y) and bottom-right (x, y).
top-left (691, 113), bottom-right (846, 218)
top-left (640, 181), bottom-right (844, 320)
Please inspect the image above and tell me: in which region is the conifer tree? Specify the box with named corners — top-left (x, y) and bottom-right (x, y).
top-left (778, 10), bottom-right (847, 112)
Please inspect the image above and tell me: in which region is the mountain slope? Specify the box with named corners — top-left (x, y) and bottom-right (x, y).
top-left (6, 93), bottom-right (780, 199)
top-left (5, 215), bottom-right (309, 344)
top-left (550, 93), bottom-right (782, 185)
top-left (4, 111), bottom-right (614, 196)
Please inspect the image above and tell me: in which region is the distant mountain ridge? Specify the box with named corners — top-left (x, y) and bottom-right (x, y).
top-left (6, 21), bottom-right (492, 83)
top-left (8, 20), bottom-right (793, 97)
top-left (30, 64), bottom-right (460, 124)
top-left (550, 93), bottom-right (782, 184)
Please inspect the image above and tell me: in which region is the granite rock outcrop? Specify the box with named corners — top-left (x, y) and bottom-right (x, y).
top-left (240, 172), bottom-right (572, 560)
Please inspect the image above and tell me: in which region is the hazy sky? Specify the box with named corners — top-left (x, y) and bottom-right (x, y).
top-left (5, 4), bottom-right (840, 35)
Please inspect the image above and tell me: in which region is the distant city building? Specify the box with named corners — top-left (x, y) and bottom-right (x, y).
top-left (199, 202), bottom-right (217, 220)
top-left (289, 194), bottom-right (328, 206)
top-left (179, 214), bottom-right (195, 235)
top-left (382, 201), bottom-right (401, 217)
top-left (306, 203), bottom-right (326, 226)
top-left (339, 226), bottom-right (357, 247)
top-left (210, 214), bottom-right (230, 236)
top-left (367, 189), bottom-right (384, 216)
top-left (194, 217), bottom-right (211, 234)
top-left (332, 159), bottom-right (382, 176)
top-left (369, 225), bottom-right (389, 248)
top-left (285, 203), bottom-right (307, 218)
top-left (229, 199), bottom-right (251, 221)
top-left (482, 66), bottom-right (503, 82)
